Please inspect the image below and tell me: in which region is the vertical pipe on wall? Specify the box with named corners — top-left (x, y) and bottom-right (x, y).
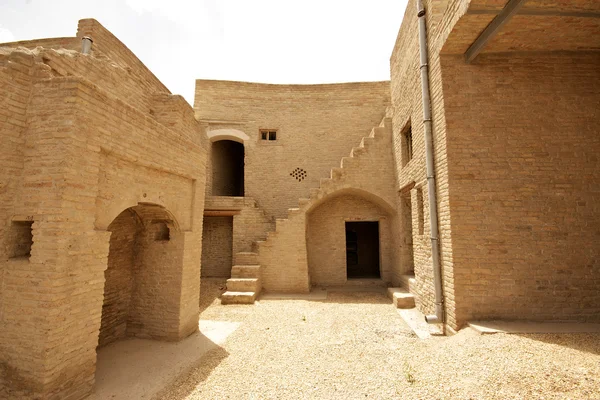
top-left (416, 0), bottom-right (444, 324)
top-left (81, 36), bottom-right (93, 54)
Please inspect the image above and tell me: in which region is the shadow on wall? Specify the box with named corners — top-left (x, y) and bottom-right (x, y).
top-left (199, 277), bottom-right (228, 314)
top-left (516, 333), bottom-right (600, 356)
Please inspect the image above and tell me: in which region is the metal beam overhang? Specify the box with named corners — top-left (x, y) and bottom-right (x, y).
top-left (465, 0), bottom-right (529, 63)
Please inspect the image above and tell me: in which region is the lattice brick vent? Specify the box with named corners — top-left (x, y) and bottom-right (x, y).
top-left (290, 168), bottom-right (307, 182)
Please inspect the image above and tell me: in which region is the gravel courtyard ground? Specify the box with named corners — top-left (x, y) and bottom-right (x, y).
top-left (156, 279), bottom-right (600, 400)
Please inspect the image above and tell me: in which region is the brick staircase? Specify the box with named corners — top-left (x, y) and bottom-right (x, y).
top-left (220, 117), bottom-right (393, 304)
top-left (221, 252), bottom-right (262, 304)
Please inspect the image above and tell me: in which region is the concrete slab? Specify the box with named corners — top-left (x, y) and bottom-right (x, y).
top-left (396, 308), bottom-right (443, 339)
top-left (88, 320), bottom-right (239, 400)
top-left (469, 321), bottom-right (600, 334)
top-left (259, 289), bottom-right (328, 301)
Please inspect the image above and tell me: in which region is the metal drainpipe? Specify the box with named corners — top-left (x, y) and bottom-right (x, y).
top-left (416, 0), bottom-right (444, 324)
top-left (81, 36), bottom-right (93, 54)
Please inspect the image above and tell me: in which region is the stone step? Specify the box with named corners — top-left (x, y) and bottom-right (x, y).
top-left (221, 291), bottom-right (257, 305)
top-left (234, 252), bottom-right (259, 265)
top-left (360, 136), bottom-right (375, 148)
top-left (298, 198), bottom-right (310, 207)
top-left (330, 167), bottom-right (343, 180)
top-left (341, 156), bottom-right (356, 169)
top-left (226, 278), bottom-right (260, 292)
top-left (373, 126), bottom-right (387, 139)
top-left (400, 274), bottom-right (416, 293)
top-left (231, 264), bottom-right (261, 278)
top-left (387, 288), bottom-right (416, 309)
top-left (350, 146), bottom-right (366, 157)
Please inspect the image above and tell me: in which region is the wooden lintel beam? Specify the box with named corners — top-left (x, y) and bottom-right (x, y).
top-left (465, 0), bottom-right (529, 63)
top-left (203, 210), bottom-right (241, 217)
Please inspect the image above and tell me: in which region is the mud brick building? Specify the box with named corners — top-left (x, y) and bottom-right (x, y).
top-left (0, 0), bottom-right (598, 398)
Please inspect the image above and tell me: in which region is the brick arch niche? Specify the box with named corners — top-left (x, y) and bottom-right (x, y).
top-left (306, 191), bottom-right (396, 287)
top-left (99, 203), bottom-right (184, 349)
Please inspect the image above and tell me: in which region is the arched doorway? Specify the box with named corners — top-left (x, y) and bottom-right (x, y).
top-left (211, 140), bottom-right (244, 196)
top-left (306, 190), bottom-right (396, 286)
top-left (98, 203), bottom-right (180, 348)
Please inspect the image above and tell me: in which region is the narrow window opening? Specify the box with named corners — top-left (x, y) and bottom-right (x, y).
top-left (401, 192), bottom-right (414, 273)
top-left (402, 122), bottom-right (413, 166)
top-left (268, 131), bottom-right (277, 141)
top-left (416, 188), bottom-right (425, 235)
top-left (153, 221), bottom-right (170, 241)
top-left (10, 221), bottom-right (33, 258)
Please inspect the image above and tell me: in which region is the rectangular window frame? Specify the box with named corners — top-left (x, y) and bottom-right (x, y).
top-left (259, 129), bottom-right (278, 142)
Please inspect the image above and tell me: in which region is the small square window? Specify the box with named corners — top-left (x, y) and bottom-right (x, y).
top-left (260, 129), bottom-right (278, 141)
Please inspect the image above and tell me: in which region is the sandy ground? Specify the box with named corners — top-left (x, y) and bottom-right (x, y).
top-left (148, 279), bottom-right (600, 400)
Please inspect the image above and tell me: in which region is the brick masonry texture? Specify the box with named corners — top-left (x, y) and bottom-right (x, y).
top-left (0, 19), bottom-right (207, 400)
top-left (391, 0), bottom-right (600, 329)
top-left (194, 80), bottom-right (391, 218)
top-left (201, 216), bottom-right (233, 278)
top-left (307, 195), bottom-right (394, 286)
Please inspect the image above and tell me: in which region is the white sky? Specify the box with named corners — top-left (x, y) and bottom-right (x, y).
top-left (0, 0), bottom-right (408, 105)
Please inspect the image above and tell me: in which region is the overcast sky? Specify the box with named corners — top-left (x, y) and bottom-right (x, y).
top-left (0, 0), bottom-right (408, 105)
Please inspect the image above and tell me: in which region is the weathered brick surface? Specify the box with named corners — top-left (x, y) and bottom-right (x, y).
top-left (99, 210), bottom-right (137, 348)
top-left (201, 216), bottom-right (233, 278)
top-left (307, 195), bottom-right (394, 286)
top-left (195, 80), bottom-right (390, 218)
top-left (0, 19), bottom-right (207, 400)
top-left (259, 120), bottom-right (398, 293)
top-left (442, 52), bottom-right (600, 325)
top-left (390, 0), bottom-right (600, 330)
top-left (390, 0), bottom-right (458, 327)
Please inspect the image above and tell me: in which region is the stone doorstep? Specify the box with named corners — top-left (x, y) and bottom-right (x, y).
top-left (400, 274), bottom-right (416, 292)
top-left (220, 291), bottom-right (257, 305)
top-left (468, 321), bottom-right (600, 334)
top-left (230, 264), bottom-right (260, 278)
top-left (226, 277), bottom-right (260, 292)
top-left (387, 287), bottom-right (416, 309)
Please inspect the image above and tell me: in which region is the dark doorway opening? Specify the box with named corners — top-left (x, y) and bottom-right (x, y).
top-left (345, 221), bottom-right (380, 279)
top-left (211, 140), bottom-right (244, 196)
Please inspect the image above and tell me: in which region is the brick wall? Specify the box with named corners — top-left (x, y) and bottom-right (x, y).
top-left (0, 19), bottom-right (208, 399)
top-left (201, 216), bottom-right (233, 278)
top-left (259, 119), bottom-right (398, 293)
top-left (389, 0), bottom-right (457, 326)
top-left (307, 194), bottom-right (394, 286)
top-left (99, 209), bottom-right (137, 347)
top-left (195, 80), bottom-right (390, 218)
top-left (0, 37), bottom-right (79, 51)
top-left (390, 0), bottom-right (600, 329)
top-left (441, 52), bottom-right (600, 325)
